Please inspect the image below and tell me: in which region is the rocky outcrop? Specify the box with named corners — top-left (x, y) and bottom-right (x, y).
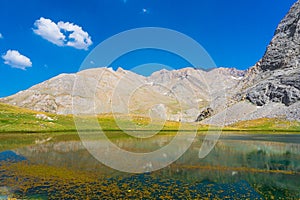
top-left (246, 70), bottom-right (300, 106)
top-left (195, 107), bottom-right (213, 122)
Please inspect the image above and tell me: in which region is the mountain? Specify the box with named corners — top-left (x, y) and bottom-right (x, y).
top-left (0, 67), bottom-right (244, 122)
top-left (1, 1), bottom-right (300, 125)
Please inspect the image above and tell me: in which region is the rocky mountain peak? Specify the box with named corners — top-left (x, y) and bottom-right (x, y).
top-left (242, 0), bottom-right (300, 107)
top-left (259, 0), bottom-right (300, 71)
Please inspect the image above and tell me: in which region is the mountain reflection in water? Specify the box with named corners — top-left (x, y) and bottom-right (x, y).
top-left (0, 132), bottom-right (299, 199)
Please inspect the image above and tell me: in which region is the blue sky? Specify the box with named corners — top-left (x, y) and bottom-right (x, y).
top-left (0, 0), bottom-right (297, 97)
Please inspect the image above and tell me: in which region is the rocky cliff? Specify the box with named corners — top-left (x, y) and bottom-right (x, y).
top-left (204, 0), bottom-right (300, 125)
top-left (244, 0), bottom-right (300, 106)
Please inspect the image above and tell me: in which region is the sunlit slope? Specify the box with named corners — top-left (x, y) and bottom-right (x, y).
top-left (0, 103), bottom-right (75, 132)
top-left (0, 103), bottom-right (184, 132)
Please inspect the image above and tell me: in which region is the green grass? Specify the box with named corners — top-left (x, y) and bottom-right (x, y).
top-left (0, 103), bottom-right (75, 132)
top-left (0, 103), bottom-right (186, 133)
top-left (0, 103), bottom-right (299, 133)
top-left (226, 118), bottom-right (300, 132)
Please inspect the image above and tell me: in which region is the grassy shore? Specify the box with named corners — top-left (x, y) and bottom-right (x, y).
top-left (0, 103), bottom-right (299, 133)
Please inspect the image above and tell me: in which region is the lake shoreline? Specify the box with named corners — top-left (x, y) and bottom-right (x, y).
top-left (1, 129), bottom-right (300, 134)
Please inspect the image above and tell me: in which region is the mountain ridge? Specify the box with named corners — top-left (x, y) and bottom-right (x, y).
top-left (0, 67), bottom-right (244, 123)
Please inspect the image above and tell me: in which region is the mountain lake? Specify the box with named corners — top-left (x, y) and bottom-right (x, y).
top-left (0, 132), bottom-right (299, 199)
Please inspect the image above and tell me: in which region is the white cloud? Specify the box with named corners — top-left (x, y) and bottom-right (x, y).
top-left (57, 21), bottom-right (93, 50)
top-left (33, 17), bottom-right (92, 50)
top-left (0, 33), bottom-right (3, 39)
top-left (2, 50), bottom-right (32, 70)
top-left (33, 17), bottom-right (65, 46)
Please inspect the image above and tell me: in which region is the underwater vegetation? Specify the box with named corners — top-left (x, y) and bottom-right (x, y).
top-left (0, 161), bottom-right (299, 199)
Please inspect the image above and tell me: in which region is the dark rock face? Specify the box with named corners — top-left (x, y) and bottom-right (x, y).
top-left (246, 71), bottom-right (300, 106)
top-left (245, 0), bottom-right (300, 107)
top-left (280, 71), bottom-right (300, 90)
top-left (195, 107), bottom-right (214, 122)
top-left (246, 82), bottom-right (300, 106)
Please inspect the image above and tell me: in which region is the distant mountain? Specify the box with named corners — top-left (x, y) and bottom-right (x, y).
top-left (1, 0), bottom-right (299, 124)
top-left (0, 67), bottom-right (244, 122)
